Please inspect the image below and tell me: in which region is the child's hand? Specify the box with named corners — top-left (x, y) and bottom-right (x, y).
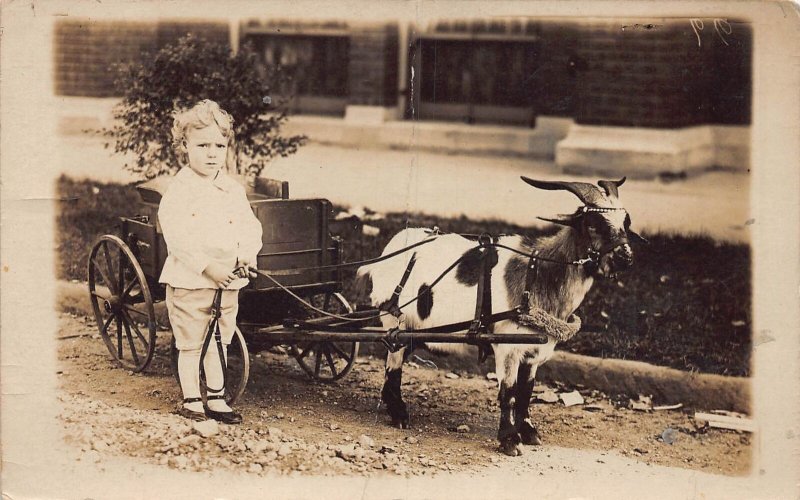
top-left (237, 258), bottom-right (259, 279)
top-left (203, 262), bottom-right (238, 289)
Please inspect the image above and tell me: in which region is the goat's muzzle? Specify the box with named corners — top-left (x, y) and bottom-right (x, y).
top-left (597, 243), bottom-right (633, 278)
top-left (613, 243), bottom-right (634, 267)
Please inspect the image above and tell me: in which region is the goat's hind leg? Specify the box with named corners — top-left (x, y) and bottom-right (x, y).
top-left (515, 361), bottom-right (542, 445)
top-left (382, 346), bottom-right (411, 428)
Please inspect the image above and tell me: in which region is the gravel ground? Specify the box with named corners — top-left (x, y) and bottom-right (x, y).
top-left (57, 311), bottom-right (752, 481)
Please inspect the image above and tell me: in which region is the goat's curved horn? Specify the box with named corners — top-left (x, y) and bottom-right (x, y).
top-left (537, 214), bottom-right (580, 227)
top-left (597, 177), bottom-right (626, 198)
top-left (521, 176), bottom-right (603, 205)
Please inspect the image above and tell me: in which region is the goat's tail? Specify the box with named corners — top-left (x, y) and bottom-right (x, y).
top-left (353, 265), bottom-right (374, 306)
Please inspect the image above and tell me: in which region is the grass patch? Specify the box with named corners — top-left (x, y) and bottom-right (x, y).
top-left (57, 176), bottom-right (751, 376)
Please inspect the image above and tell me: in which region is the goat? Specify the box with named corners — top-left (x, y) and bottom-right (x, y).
top-left (356, 177), bottom-right (641, 456)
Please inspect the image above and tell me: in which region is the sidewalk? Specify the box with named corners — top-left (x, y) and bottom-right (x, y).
top-left (58, 135), bottom-right (751, 243)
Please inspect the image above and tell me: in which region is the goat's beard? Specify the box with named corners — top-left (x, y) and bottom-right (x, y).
top-left (597, 254), bottom-right (620, 279)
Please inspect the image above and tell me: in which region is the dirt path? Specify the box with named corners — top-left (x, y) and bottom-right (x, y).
top-left (56, 312), bottom-right (751, 482)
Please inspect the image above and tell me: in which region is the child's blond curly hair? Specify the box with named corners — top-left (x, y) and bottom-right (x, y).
top-left (171, 99), bottom-right (237, 172)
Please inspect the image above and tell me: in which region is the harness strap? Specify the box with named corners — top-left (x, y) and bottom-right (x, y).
top-left (380, 252), bottom-right (418, 317)
top-left (520, 250), bottom-right (540, 310)
top-left (262, 235), bottom-right (438, 276)
top-left (199, 289), bottom-right (227, 396)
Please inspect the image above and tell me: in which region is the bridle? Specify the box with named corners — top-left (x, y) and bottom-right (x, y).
top-left (579, 205), bottom-right (632, 268)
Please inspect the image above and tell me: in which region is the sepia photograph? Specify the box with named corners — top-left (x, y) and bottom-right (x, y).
top-left (1, 1), bottom-right (798, 498)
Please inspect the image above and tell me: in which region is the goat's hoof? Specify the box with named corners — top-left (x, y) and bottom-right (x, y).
top-left (391, 418), bottom-right (410, 429)
top-left (499, 440), bottom-right (523, 457)
top-left (519, 420), bottom-right (542, 445)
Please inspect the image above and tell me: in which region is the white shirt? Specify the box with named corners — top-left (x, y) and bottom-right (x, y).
top-left (158, 167), bottom-right (263, 290)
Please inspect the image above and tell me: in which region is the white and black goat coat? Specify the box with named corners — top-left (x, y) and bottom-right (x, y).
top-left (357, 177), bottom-right (640, 456)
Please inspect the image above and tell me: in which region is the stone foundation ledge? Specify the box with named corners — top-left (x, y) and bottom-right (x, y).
top-left (555, 124), bottom-right (750, 178)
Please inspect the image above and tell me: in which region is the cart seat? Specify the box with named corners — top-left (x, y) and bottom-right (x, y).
top-left (136, 173), bottom-right (289, 204)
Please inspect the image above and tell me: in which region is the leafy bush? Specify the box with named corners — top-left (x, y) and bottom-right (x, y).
top-left (99, 34), bottom-right (305, 179)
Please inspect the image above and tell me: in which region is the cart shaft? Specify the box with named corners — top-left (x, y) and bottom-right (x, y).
top-left (246, 326), bottom-right (549, 345)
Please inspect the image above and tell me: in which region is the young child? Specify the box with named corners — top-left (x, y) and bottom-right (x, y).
top-left (159, 99), bottom-right (263, 424)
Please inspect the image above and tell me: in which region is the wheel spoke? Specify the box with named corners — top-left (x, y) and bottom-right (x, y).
top-left (102, 241), bottom-right (119, 295)
top-left (122, 310), bottom-right (149, 352)
top-left (314, 348), bottom-right (322, 378)
top-left (116, 317), bottom-right (123, 359)
top-left (296, 344), bottom-right (312, 361)
top-left (118, 246), bottom-right (126, 300)
top-left (124, 305), bottom-right (149, 318)
top-left (121, 315), bottom-right (140, 365)
top-left (323, 345), bottom-right (338, 377)
top-left (91, 256), bottom-right (117, 295)
top-left (121, 276), bottom-right (138, 300)
top-left (329, 342), bottom-right (352, 363)
top-left (101, 314), bottom-right (114, 336)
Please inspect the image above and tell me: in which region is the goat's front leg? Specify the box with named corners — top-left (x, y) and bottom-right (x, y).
top-left (515, 361), bottom-right (542, 445)
top-left (495, 346), bottom-right (523, 456)
top-left (382, 346), bottom-right (410, 428)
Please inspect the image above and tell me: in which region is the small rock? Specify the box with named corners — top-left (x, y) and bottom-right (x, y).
top-left (661, 427), bottom-right (679, 445)
top-left (178, 434), bottom-right (202, 447)
top-left (248, 440), bottom-right (271, 454)
top-left (276, 413), bottom-right (285, 419)
top-left (489, 456), bottom-right (498, 464)
top-left (329, 423), bottom-right (340, 431)
top-left (268, 427), bottom-right (283, 438)
top-left (84, 450), bottom-right (101, 463)
top-left (486, 372), bottom-right (498, 381)
top-left (192, 420), bottom-right (219, 438)
top-left (560, 390), bottom-right (585, 407)
top-left (445, 372), bottom-right (459, 379)
top-left (629, 395), bottom-right (653, 412)
top-left (248, 463), bottom-right (263, 473)
top-left (456, 424), bottom-right (470, 433)
top-left (91, 439), bottom-right (109, 452)
top-left (358, 434), bottom-right (375, 448)
top-left (537, 390), bottom-right (559, 404)
top-left (169, 455), bottom-right (189, 469)
top-left (337, 444), bottom-right (358, 461)
top-left (277, 444), bottom-right (292, 457)
top-left (257, 452), bottom-right (278, 465)
top-left (583, 404), bottom-right (606, 412)
top-left (379, 445), bottom-right (396, 454)
top-left (405, 436), bottom-right (418, 444)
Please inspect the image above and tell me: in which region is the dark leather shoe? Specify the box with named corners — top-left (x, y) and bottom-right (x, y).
top-left (205, 408), bottom-right (243, 424)
top-left (175, 406), bottom-right (207, 422)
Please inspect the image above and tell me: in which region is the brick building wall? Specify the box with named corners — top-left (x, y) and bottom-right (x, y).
top-left (572, 20), bottom-right (751, 128)
top-left (54, 17), bottom-right (751, 128)
top-left (348, 23), bottom-right (399, 106)
top-left (54, 19), bottom-right (229, 97)
top-left (535, 23), bottom-right (581, 117)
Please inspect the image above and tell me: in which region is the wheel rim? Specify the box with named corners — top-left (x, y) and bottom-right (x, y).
top-left (170, 327), bottom-right (250, 406)
top-left (292, 292), bottom-right (359, 383)
top-left (88, 235), bottom-right (156, 372)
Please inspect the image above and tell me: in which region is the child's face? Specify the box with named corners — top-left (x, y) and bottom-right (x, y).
top-left (184, 124), bottom-right (228, 178)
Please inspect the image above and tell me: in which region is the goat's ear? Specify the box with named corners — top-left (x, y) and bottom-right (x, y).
top-left (598, 177), bottom-right (626, 198)
top-left (628, 228), bottom-right (649, 245)
top-left (537, 214), bottom-right (581, 228)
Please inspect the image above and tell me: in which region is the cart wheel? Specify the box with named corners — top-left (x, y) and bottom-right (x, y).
top-left (88, 235), bottom-right (157, 372)
top-left (170, 327), bottom-right (250, 406)
top-left (291, 292), bottom-right (359, 383)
